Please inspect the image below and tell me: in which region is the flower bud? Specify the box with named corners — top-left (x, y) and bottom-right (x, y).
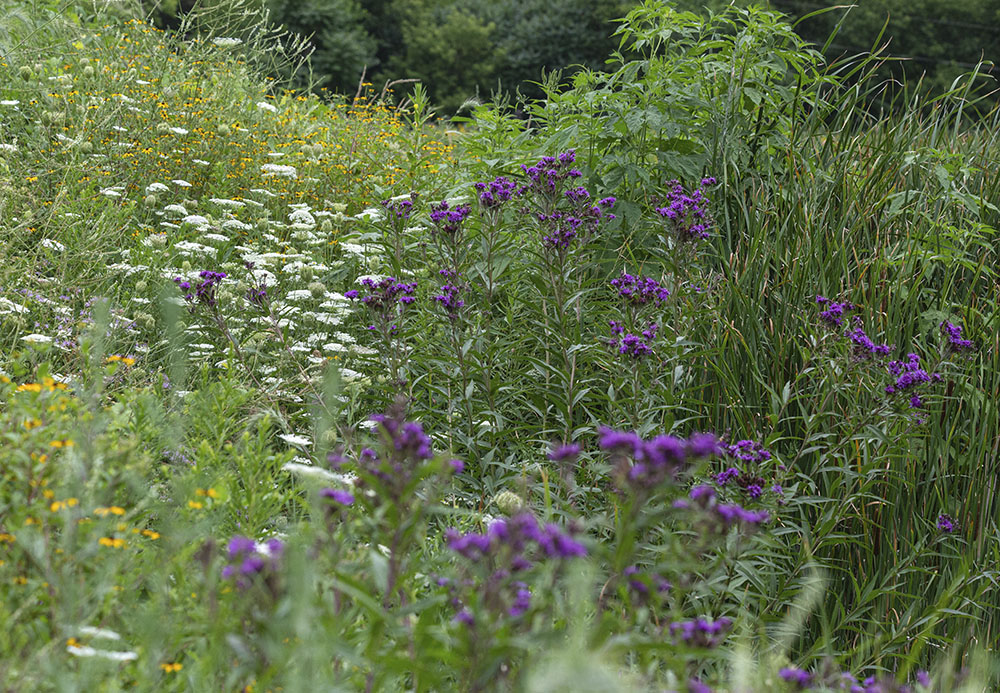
top-left (493, 490), bottom-right (525, 515)
top-left (19, 66), bottom-right (33, 81)
top-left (308, 281), bottom-right (326, 299)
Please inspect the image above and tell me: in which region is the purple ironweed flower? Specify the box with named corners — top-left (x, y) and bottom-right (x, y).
top-left (227, 535), bottom-right (256, 559)
top-left (448, 459), bottom-right (465, 473)
top-left (937, 513), bottom-right (956, 533)
top-left (446, 512), bottom-right (586, 563)
top-left (370, 414), bottom-right (433, 461)
top-left (746, 484), bottom-right (763, 499)
top-left (598, 196), bottom-right (617, 208)
top-left (380, 197), bottom-right (414, 219)
top-left (610, 273), bottom-right (671, 306)
top-left (174, 270), bottom-right (227, 309)
top-left (940, 321), bottom-right (975, 353)
top-left (429, 200), bottom-right (472, 235)
top-left (687, 432), bottom-right (723, 458)
top-left (715, 467), bottom-right (739, 485)
top-left (564, 186), bottom-right (591, 205)
top-left (885, 353), bottom-right (940, 395)
top-left (725, 439), bottom-right (772, 463)
top-left (549, 442), bottom-right (581, 462)
top-left (538, 211), bottom-right (583, 251)
top-left (689, 484), bottom-right (717, 506)
top-left (474, 176), bottom-right (520, 210)
top-left (916, 671), bottom-right (931, 687)
top-left (598, 427), bottom-right (644, 457)
top-left (319, 488), bottom-right (354, 506)
top-left (520, 151), bottom-right (582, 196)
top-left (701, 176), bottom-right (717, 186)
top-left (779, 666), bottom-right (813, 689)
top-left (453, 609), bottom-right (475, 626)
top-left (222, 535), bottom-right (283, 587)
top-left (816, 295), bottom-right (855, 327)
top-left (655, 179), bottom-right (715, 241)
top-left (346, 277), bottom-right (417, 333)
top-left (668, 616), bottom-right (733, 648)
top-left (508, 584), bottom-right (532, 617)
top-left (847, 326), bottom-right (892, 358)
top-left (433, 282), bottom-right (464, 320)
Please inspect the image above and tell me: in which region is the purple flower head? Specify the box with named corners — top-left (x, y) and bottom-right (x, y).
top-left (688, 678), bottom-right (712, 693)
top-left (380, 197), bottom-right (414, 219)
top-left (227, 535), bottom-right (256, 559)
top-left (715, 467), bottom-right (739, 485)
top-left (598, 427), bottom-right (643, 457)
top-left (433, 282), bottom-right (464, 320)
top-left (937, 513), bottom-right (956, 533)
top-left (549, 442), bottom-right (581, 463)
top-left (429, 200), bottom-right (472, 235)
top-left (448, 458), bottom-right (465, 473)
top-left (344, 289), bottom-right (359, 299)
top-left (610, 273), bottom-right (671, 307)
top-left (319, 488), bottom-right (354, 506)
top-left (474, 176), bottom-right (519, 210)
top-left (668, 616), bottom-right (733, 647)
top-left (654, 179), bottom-right (715, 241)
top-left (725, 439), bottom-right (772, 464)
top-left (847, 326), bottom-right (892, 358)
top-left (816, 295), bottom-right (855, 327)
top-left (689, 484), bottom-right (717, 506)
top-left (941, 321), bottom-right (975, 353)
top-left (508, 585), bottom-right (532, 617)
top-left (779, 667), bottom-right (813, 689)
top-left (687, 432), bottom-right (722, 458)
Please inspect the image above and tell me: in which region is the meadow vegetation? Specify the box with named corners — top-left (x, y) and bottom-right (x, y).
top-left (0, 1), bottom-right (998, 690)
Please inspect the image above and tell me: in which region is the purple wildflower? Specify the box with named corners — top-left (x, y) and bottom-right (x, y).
top-left (319, 488), bottom-right (354, 506)
top-left (941, 321), bottom-right (975, 353)
top-left (549, 442), bottom-right (581, 462)
top-left (937, 514), bottom-right (956, 533)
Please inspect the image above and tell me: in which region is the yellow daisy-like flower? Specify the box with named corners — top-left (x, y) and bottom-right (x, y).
top-left (160, 662), bottom-right (183, 673)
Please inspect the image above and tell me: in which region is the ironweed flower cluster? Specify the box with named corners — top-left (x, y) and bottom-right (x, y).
top-left (816, 295), bottom-right (855, 327)
top-left (429, 200), bottom-right (472, 236)
top-left (668, 616), bottom-right (732, 648)
top-left (885, 352), bottom-right (940, 408)
top-left (442, 512), bottom-right (585, 625)
top-left (937, 513), bottom-right (956, 533)
top-left (673, 484), bottom-right (771, 530)
top-left (520, 150), bottom-right (583, 199)
top-left (940, 321), bottom-right (975, 353)
top-left (432, 272), bottom-right (464, 321)
top-left (380, 197), bottom-right (414, 220)
top-left (623, 565), bottom-right (671, 601)
top-left (714, 439), bottom-right (785, 502)
top-left (608, 320), bottom-right (659, 359)
top-left (654, 178), bottom-right (715, 241)
top-left (345, 276), bottom-right (417, 333)
top-left (537, 211), bottom-right (584, 251)
top-left (778, 663), bottom-right (933, 692)
top-left (599, 427), bottom-right (721, 491)
top-left (473, 175), bottom-right (519, 210)
top-left (221, 535), bottom-right (283, 590)
top-left (174, 270), bottom-right (227, 310)
top-left (847, 323), bottom-right (892, 358)
top-left (351, 401), bottom-right (459, 505)
top-left (445, 512), bottom-right (587, 563)
top-left (611, 273), bottom-right (671, 307)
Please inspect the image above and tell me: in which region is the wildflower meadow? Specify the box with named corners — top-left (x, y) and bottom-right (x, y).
top-left (1, 1), bottom-right (998, 691)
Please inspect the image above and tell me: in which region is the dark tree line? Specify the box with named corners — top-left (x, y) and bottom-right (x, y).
top-left (148, 0), bottom-right (999, 112)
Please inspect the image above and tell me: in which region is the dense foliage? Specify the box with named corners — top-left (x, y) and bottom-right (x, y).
top-left (1, 0), bottom-right (999, 690)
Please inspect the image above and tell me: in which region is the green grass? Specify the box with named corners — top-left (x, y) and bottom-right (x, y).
top-left (1, 0), bottom-right (998, 690)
